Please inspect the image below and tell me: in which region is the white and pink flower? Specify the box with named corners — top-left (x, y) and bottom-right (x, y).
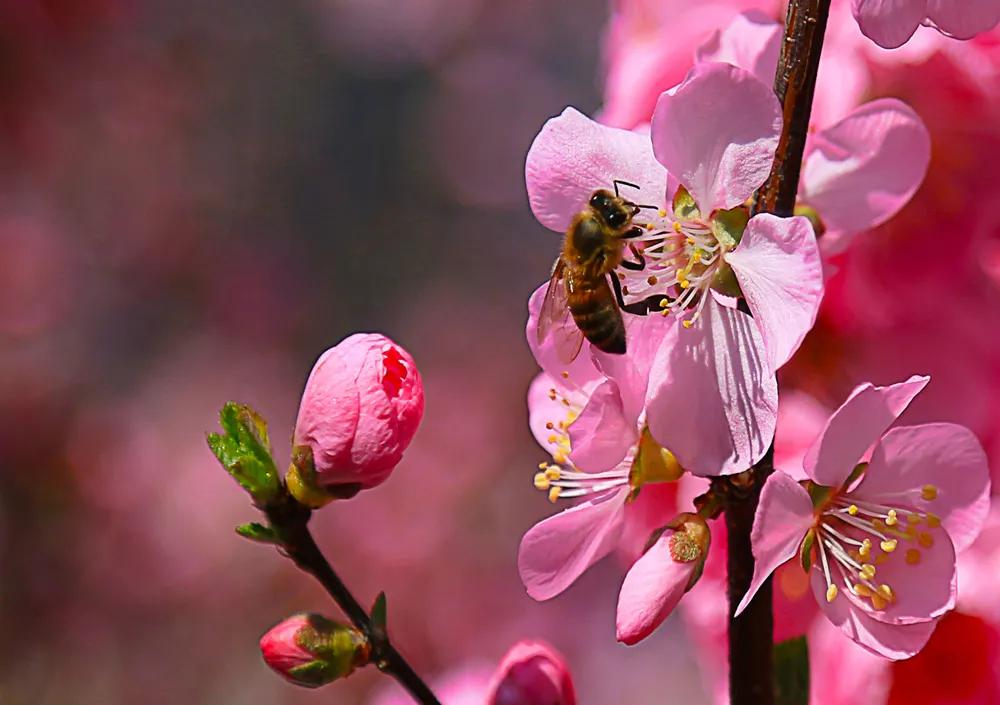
top-left (738, 376), bottom-right (991, 659)
top-left (852, 0), bottom-right (1000, 49)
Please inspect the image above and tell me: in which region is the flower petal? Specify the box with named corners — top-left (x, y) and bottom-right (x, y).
top-left (808, 615), bottom-right (893, 701)
top-left (735, 471), bottom-right (815, 616)
top-left (856, 423), bottom-right (990, 553)
top-left (774, 391), bottom-right (830, 483)
top-left (803, 376), bottom-right (929, 489)
top-left (518, 488), bottom-right (627, 601)
top-left (650, 62), bottom-right (781, 212)
top-left (851, 0), bottom-right (928, 49)
top-left (695, 11), bottom-right (782, 85)
top-left (616, 530), bottom-right (699, 645)
top-left (526, 283), bottom-right (602, 386)
top-left (811, 569), bottom-right (938, 660)
top-left (926, 0), bottom-right (1000, 39)
top-left (646, 301), bottom-right (777, 476)
top-left (726, 213), bottom-right (823, 372)
top-left (528, 373), bottom-right (574, 452)
top-left (568, 380), bottom-right (637, 472)
top-left (800, 99), bottom-right (930, 253)
top-left (525, 107), bottom-right (667, 232)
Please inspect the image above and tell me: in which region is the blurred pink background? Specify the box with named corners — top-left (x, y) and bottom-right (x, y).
top-left (4, 1), bottom-right (1000, 704)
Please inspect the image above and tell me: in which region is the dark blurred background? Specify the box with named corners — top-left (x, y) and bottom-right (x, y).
top-left (0, 2), bottom-right (709, 703)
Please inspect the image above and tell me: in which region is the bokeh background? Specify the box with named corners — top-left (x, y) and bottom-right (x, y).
top-left (4, 1), bottom-right (1000, 704)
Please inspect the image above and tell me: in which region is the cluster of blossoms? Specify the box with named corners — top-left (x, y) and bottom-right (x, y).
top-left (517, 0), bottom-right (993, 667)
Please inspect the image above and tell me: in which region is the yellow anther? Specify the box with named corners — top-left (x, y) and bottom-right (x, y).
top-left (686, 236), bottom-right (695, 245)
top-left (848, 504), bottom-right (859, 516)
top-left (692, 249), bottom-right (703, 262)
top-left (660, 298), bottom-right (671, 309)
top-left (547, 486), bottom-right (562, 503)
top-left (908, 513), bottom-right (922, 524)
top-left (878, 584), bottom-right (895, 603)
top-left (886, 509), bottom-right (899, 526)
top-left (870, 593), bottom-right (889, 611)
top-left (872, 519), bottom-right (888, 533)
top-left (853, 583), bottom-right (873, 598)
top-left (646, 222), bottom-right (656, 231)
top-left (826, 584), bottom-right (838, 603)
top-left (545, 467), bottom-right (561, 481)
top-left (546, 434), bottom-right (558, 444)
top-left (661, 308), bottom-right (670, 317)
top-left (859, 539), bottom-right (872, 559)
top-left (918, 532), bottom-right (934, 549)
top-left (880, 539), bottom-right (898, 553)
top-left (658, 209), bottom-right (667, 218)
top-left (859, 564), bottom-right (877, 581)
top-left (926, 512), bottom-right (941, 528)
top-left (560, 370), bottom-right (570, 379)
top-left (682, 320), bottom-right (694, 329)
top-left (672, 222), bottom-right (682, 232)
top-left (533, 472), bottom-right (551, 490)
top-left (553, 452), bottom-right (568, 467)
top-left (538, 461), bottom-right (549, 469)
top-left (921, 484), bottom-right (938, 501)
top-left (905, 548), bottom-right (922, 565)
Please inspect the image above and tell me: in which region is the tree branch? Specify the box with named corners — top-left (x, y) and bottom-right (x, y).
top-left (729, 2), bottom-right (831, 704)
top-left (265, 493), bottom-right (442, 705)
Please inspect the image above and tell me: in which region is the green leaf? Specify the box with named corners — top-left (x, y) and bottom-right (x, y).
top-left (370, 592), bottom-right (388, 638)
top-left (207, 402), bottom-right (281, 505)
top-left (235, 522), bottom-right (277, 544)
top-left (774, 636), bottom-right (809, 705)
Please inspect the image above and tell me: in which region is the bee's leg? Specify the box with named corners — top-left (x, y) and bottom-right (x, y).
top-left (737, 298), bottom-right (754, 317)
top-left (610, 273), bottom-right (650, 316)
top-left (620, 226), bottom-right (645, 240)
top-left (620, 243), bottom-right (646, 271)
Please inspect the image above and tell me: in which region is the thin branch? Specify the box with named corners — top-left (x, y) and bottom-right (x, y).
top-left (729, 1), bottom-right (831, 704)
top-left (265, 493), bottom-right (442, 705)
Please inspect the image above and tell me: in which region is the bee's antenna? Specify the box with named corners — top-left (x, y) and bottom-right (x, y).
top-left (613, 179), bottom-right (641, 198)
top-left (632, 204), bottom-right (658, 212)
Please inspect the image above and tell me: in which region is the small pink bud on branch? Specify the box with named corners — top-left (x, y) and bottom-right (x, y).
top-left (260, 613), bottom-right (370, 688)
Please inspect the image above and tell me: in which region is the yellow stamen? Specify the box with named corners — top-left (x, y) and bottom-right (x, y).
top-left (847, 504), bottom-right (859, 516)
top-left (878, 584), bottom-right (895, 603)
top-left (908, 513), bottom-right (922, 524)
top-left (905, 548), bottom-right (922, 565)
top-left (853, 583), bottom-right (873, 598)
top-left (672, 222), bottom-right (682, 233)
top-left (682, 320), bottom-right (694, 329)
top-left (921, 484), bottom-right (938, 501)
top-left (547, 487), bottom-right (561, 503)
top-left (870, 593), bottom-right (889, 611)
top-left (553, 450), bottom-right (568, 465)
top-left (533, 473), bottom-right (551, 490)
top-left (859, 564), bottom-right (877, 581)
top-left (926, 513), bottom-right (941, 529)
top-left (886, 509), bottom-right (898, 526)
top-left (880, 539), bottom-right (898, 553)
top-left (545, 467), bottom-right (561, 481)
top-left (918, 532), bottom-right (934, 549)
top-left (658, 209), bottom-right (667, 218)
top-left (859, 539), bottom-right (872, 559)
top-left (826, 584), bottom-right (838, 603)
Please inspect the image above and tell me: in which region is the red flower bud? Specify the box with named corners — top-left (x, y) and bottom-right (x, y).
top-left (259, 613), bottom-right (369, 688)
top-left (488, 640), bottom-right (577, 705)
top-left (289, 333), bottom-right (424, 505)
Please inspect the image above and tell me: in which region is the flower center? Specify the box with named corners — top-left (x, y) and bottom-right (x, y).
top-left (532, 374), bottom-right (632, 503)
top-left (812, 484), bottom-right (942, 612)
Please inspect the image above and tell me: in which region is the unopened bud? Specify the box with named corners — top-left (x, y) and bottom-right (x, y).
top-left (488, 640), bottom-right (577, 705)
top-left (290, 333), bottom-right (424, 506)
top-left (259, 613), bottom-right (369, 688)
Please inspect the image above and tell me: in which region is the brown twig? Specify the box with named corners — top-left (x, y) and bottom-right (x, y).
top-left (728, 2), bottom-right (831, 704)
top-left (264, 493), bottom-right (442, 705)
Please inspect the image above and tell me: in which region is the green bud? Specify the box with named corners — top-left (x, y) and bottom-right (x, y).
top-left (207, 402), bottom-right (281, 505)
top-left (260, 614), bottom-right (370, 688)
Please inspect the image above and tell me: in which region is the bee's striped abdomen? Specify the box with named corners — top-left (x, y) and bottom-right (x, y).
top-left (567, 278), bottom-right (626, 354)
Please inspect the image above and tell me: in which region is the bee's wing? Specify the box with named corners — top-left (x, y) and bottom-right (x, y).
top-left (537, 258), bottom-right (584, 364)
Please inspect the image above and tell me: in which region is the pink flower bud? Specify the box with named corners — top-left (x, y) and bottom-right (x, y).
top-left (289, 333), bottom-right (424, 504)
top-left (259, 613), bottom-right (369, 688)
top-left (487, 640), bottom-right (577, 705)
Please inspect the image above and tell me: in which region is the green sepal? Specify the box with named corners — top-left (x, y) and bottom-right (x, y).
top-left (774, 636), bottom-right (809, 705)
top-left (806, 481), bottom-right (835, 510)
top-left (672, 185), bottom-right (700, 221)
top-left (235, 522), bottom-right (278, 544)
top-left (292, 615), bottom-right (371, 685)
top-left (370, 592), bottom-right (388, 640)
top-left (286, 659), bottom-right (341, 688)
top-left (207, 402), bottom-right (281, 505)
top-left (846, 462), bottom-right (868, 488)
top-left (711, 205), bottom-right (750, 249)
top-left (799, 528), bottom-right (816, 573)
top-left (793, 203), bottom-right (826, 237)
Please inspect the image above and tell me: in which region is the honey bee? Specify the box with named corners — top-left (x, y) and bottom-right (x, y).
top-left (537, 180), bottom-right (653, 362)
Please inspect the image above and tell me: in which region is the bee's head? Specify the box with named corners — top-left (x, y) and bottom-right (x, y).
top-left (589, 189), bottom-right (632, 230)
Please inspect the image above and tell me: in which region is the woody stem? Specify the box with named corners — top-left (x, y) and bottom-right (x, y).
top-left (728, 1), bottom-right (831, 704)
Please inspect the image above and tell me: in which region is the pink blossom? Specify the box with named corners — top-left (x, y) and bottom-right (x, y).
top-left (518, 291), bottom-right (683, 600)
top-left (487, 640), bottom-right (577, 705)
top-left (616, 513), bottom-right (710, 645)
top-left (290, 333), bottom-right (424, 502)
top-left (852, 0), bottom-right (1000, 49)
top-left (698, 12), bottom-right (931, 255)
top-left (259, 613), bottom-right (369, 688)
top-left (739, 376), bottom-right (991, 659)
top-left (525, 62), bottom-right (822, 477)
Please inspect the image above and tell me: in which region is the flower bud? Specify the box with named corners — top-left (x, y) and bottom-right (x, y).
top-left (259, 613), bottom-right (370, 688)
top-left (488, 640), bottom-right (577, 705)
top-left (289, 333), bottom-right (424, 506)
